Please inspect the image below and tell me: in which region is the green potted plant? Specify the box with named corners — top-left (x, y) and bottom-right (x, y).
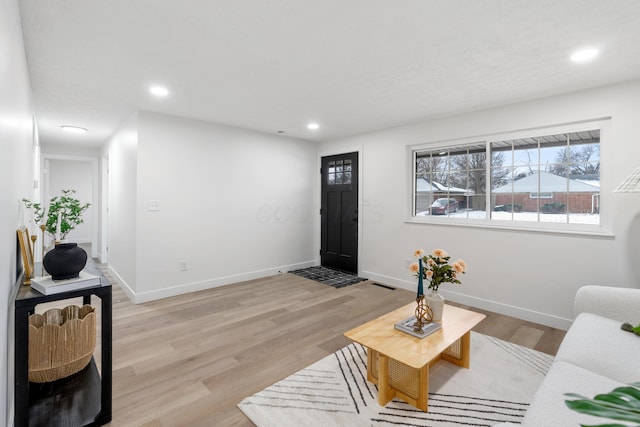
top-left (23, 189), bottom-right (91, 241)
top-left (23, 189), bottom-right (91, 280)
top-left (565, 382), bottom-right (640, 427)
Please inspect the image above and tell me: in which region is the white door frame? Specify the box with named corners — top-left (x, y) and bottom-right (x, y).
top-left (100, 155), bottom-right (109, 263)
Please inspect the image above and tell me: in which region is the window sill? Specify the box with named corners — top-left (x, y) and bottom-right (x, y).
top-left (405, 217), bottom-right (615, 238)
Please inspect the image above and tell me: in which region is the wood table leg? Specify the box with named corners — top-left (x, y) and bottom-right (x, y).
top-left (459, 330), bottom-right (471, 368)
top-left (366, 347), bottom-right (375, 383)
top-left (417, 363), bottom-right (429, 411)
top-left (377, 354), bottom-right (395, 406)
top-left (441, 331), bottom-right (471, 368)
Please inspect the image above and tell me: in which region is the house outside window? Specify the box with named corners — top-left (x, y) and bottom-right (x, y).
top-left (415, 143), bottom-right (488, 218)
top-left (412, 123), bottom-right (602, 230)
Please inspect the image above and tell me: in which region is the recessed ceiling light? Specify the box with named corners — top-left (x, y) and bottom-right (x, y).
top-left (570, 48), bottom-right (599, 63)
top-left (61, 125), bottom-right (87, 134)
top-left (150, 86), bottom-right (169, 97)
top-left (307, 123), bottom-right (320, 130)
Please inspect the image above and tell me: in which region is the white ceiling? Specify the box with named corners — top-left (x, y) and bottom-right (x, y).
top-left (18, 0), bottom-right (640, 147)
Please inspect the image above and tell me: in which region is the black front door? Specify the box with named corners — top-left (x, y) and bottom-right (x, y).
top-left (321, 152), bottom-right (358, 273)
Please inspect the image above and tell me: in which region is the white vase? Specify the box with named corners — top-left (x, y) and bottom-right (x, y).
top-left (425, 289), bottom-right (445, 322)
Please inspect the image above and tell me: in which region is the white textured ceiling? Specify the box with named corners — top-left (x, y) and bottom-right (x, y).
top-left (18, 0), bottom-right (640, 147)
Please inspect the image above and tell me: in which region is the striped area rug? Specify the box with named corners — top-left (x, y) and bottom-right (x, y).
top-left (238, 332), bottom-right (552, 426)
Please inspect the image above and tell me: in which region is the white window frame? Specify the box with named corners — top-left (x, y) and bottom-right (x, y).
top-left (408, 119), bottom-right (612, 237)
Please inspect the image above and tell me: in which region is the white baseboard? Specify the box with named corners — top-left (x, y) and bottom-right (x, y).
top-left (109, 260), bottom-right (316, 304)
top-left (106, 265), bottom-right (136, 302)
top-left (362, 270), bottom-right (573, 330)
top-left (440, 290), bottom-right (573, 330)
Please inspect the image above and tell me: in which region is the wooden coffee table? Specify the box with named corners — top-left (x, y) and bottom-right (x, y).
top-left (344, 303), bottom-right (485, 412)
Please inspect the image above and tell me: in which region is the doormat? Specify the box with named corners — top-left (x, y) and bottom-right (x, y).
top-left (289, 266), bottom-right (367, 289)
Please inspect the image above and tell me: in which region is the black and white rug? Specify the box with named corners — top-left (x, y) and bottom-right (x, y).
top-left (289, 266), bottom-right (368, 288)
top-left (238, 332), bottom-right (552, 426)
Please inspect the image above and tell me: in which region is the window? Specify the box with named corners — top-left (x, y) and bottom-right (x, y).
top-left (415, 143), bottom-right (487, 218)
top-left (327, 159), bottom-right (352, 185)
top-left (413, 125), bottom-right (601, 229)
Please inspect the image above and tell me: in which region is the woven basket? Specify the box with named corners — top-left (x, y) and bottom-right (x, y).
top-left (28, 304), bottom-right (96, 383)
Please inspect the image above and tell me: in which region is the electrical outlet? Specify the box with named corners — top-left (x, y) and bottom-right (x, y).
top-left (148, 200), bottom-right (160, 211)
top-left (180, 260), bottom-right (188, 271)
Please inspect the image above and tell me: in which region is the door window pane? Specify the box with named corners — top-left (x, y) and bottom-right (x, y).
top-left (327, 160), bottom-right (352, 185)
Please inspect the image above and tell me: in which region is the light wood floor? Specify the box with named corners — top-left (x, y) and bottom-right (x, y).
top-left (41, 269), bottom-right (566, 426)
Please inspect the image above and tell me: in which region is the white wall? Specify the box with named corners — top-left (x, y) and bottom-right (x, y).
top-left (45, 158), bottom-right (94, 243)
top-left (125, 112), bottom-right (317, 301)
top-left (319, 80), bottom-right (640, 329)
top-left (0, 0), bottom-right (36, 423)
top-left (102, 113), bottom-right (138, 299)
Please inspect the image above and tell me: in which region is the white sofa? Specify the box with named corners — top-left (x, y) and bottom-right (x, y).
top-left (496, 285), bottom-right (640, 427)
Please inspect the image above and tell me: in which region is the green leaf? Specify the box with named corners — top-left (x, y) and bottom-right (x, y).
top-left (580, 424), bottom-right (640, 427)
top-left (596, 386), bottom-right (640, 409)
top-left (23, 189), bottom-right (90, 239)
top-left (566, 399), bottom-right (640, 422)
top-left (566, 384), bottom-right (640, 424)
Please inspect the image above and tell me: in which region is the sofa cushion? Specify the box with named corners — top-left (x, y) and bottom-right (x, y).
top-left (574, 285), bottom-right (640, 324)
top-left (554, 312), bottom-right (640, 383)
top-left (522, 361), bottom-right (628, 427)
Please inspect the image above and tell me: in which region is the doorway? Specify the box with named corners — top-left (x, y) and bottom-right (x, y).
top-left (320, 152), bottom-right (359, 273)
top-left (41, 154), bottom-right (99, 259)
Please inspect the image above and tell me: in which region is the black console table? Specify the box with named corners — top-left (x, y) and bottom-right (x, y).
top-left (13, 262), bottom-right (112, 427)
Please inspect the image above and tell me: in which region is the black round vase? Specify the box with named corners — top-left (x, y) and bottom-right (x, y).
top-left (43, 243), bottom-right (88, 280)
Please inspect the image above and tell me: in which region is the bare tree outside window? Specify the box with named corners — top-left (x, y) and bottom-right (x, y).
top-left (548, 143), bottom-right (600, 176)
